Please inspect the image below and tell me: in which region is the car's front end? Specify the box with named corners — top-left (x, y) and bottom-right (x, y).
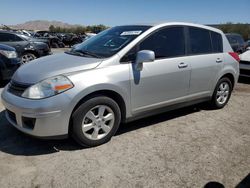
top-left (0, 44), bottom-right (21, 81)
top-left (1, 25), bottom-right (150, 143)
top-left (2, 79), bottom-right (73, 138)
top-left (31, 41), bottom-right (52, 57)
top-left (1, 52), bottom-right (104, 138)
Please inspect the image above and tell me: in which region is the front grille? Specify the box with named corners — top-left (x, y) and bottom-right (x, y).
top-left (6, 109), bottom-right (17, 124)
top-left (8, 80), bottom-right (31, 97)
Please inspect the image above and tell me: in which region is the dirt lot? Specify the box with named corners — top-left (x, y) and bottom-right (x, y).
top-left (0, 70), bottom-right (249, 187)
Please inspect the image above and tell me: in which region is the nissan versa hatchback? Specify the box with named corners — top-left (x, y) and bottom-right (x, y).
top-left (1, 22), bottom-right (239, 147)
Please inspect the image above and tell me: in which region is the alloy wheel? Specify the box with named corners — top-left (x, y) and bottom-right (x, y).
top-left (216, 82), bottom-right (230, 105)
top-left (21, 53), bottom-right (36, 64)
top-left (82, 105), bottom-right (115, 140)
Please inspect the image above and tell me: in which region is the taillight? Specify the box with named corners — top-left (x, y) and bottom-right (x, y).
top-left (228, 52), bottom-right (240, 62)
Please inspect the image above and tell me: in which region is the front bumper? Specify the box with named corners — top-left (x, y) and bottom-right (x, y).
top-left (37, 47), bottom-right (52, 57)
top-left (1, 86), bottom-right (73, 138)
top-left (0, 58), bottom-right (21, 80)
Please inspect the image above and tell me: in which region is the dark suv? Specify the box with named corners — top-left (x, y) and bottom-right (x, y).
top-left (0, 31), bottom-right (51, 63)
top-left (0, 44), bottom-right (20, 83)
top-left (226, 33), bottom-right (246, 53)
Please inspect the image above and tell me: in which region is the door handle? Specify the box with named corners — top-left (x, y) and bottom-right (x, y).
top-left (178, 62), bottom-right (188, 68)
top-left (216, 58), bottom-right (223, 63)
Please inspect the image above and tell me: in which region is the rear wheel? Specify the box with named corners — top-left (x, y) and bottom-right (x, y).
top-left (21, 52), bottom-right (36, 64)
top-left (210, 77), bottom-right (232, 109)
top-left (71, 96), bottom-right (121, 147)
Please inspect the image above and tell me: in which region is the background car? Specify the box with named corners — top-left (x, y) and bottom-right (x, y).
top-left (246, 40), bottom-right (250, 50)
top-left (0, 44), bottom-right (20, 83)
top-left (34, 31), bottom-right (65, 48)
top-left (226, 33), bottom-right (246, 53)
top-left (239, 50), bottom-right (250, 77)
top-left (0, 31), bottom-right (51, 63)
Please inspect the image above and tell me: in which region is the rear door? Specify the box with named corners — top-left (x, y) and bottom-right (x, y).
top-left (186, 27), bottom-right (224, 95)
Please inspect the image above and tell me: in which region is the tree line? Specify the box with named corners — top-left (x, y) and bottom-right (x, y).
top-left (49, 23), bottom-right (250, 40)
top-left (210, 23), bottom-right (250, 40)
top-left (49, 24), bottom-right (109, 34)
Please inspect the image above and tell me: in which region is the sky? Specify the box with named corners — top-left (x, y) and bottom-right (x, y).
top-left (0, 0), bottom-right (249, 26)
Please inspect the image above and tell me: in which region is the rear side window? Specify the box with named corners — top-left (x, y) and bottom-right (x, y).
top-left (188, 27), bottom-right (212, 55)
top-left (0, 33), bottom-right (19, 42)
top-left (211, 31), bottom-right (223, 53)
top-left (139, 26), bottom-right (185, 59)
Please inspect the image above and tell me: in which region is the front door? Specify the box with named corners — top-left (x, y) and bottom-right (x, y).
top-left (129, 26), bottom-right (191, 114)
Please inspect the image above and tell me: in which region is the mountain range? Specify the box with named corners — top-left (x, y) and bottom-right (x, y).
top-left (8, 20), bottom-right (82, 31)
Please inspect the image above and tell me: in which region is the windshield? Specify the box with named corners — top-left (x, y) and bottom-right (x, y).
top-left (70, 25), bottom-right (151, 58)
top-left (17, 34), bottom-right (31, 41)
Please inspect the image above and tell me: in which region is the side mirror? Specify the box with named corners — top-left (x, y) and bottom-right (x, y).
top-left (135, 50), bottom-right (155, 71)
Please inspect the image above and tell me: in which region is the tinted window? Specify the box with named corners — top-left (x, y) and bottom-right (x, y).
top-left (139, 27), bottom-right (185, 59)
top-left (0, 33), bottom-right (18, 42)
top-left (188, 27), bottom-right (212, 54)
top-left (211, 31), bottom-right (223, 53)
top-left (0, 33), bottom-right (23, 42)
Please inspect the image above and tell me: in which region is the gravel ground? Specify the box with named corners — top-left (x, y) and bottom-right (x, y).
top-left (0, 71), bottom-right (249, 187)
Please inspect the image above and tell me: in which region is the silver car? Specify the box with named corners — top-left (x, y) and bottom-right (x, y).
top-left (1, 22), bottom-right (239, 147)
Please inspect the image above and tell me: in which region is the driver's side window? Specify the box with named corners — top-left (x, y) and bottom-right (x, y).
top-left (120, 26), bottom-right (185, 62)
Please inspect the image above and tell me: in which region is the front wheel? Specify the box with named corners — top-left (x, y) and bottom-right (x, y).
top-left (21, 52), bottom-right (36, 64)
top-left (71, 96), bottom-right (121, 147)
top-left (210, 77), bottom-right (232, 109)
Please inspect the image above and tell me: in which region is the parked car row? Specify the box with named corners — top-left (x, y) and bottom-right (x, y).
top-left (23, 30), bottom-right (95, 48)
top-left (0, 30), bottom-right (51, 63)
top-left (0, 29), bottom-right (97, 84)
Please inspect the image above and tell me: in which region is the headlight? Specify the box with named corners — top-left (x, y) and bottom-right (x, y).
top-left (22, 75), bottom-right (74, 99)
top-left (0, 50), bottom-right (17, 58)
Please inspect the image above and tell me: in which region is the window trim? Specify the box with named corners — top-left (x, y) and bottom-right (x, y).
top-left (120, 25), bottom-right (187, 63)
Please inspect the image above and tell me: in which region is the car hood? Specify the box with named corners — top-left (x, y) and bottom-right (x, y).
top-left (12, 53), bottom-right (102, 84)
top-left (240, 50), bottom-right (250, 62)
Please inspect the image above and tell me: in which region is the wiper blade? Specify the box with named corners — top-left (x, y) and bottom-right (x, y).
top-left (77, 50), bottom-right (102, 58)
top-left (65, 51), bottom-right (85, 57)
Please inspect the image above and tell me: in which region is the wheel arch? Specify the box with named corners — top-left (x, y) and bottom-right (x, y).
top-left (69, 89), bottom-right (127, 134)
top-left (220, 73), bottom-right (235, 89)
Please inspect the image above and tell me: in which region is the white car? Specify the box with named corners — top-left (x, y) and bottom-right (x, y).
top-left (239, 50), bottom-right (250, 77)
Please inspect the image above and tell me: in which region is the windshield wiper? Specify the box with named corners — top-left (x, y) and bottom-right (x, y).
top-left (76, 50), bottom-right (103, 58)
top-left (65, 51), bottom-right (85, 57)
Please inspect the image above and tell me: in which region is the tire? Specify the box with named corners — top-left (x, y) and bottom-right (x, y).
top-left (71, 96), bottom-right (121, 147)
top-left (59, 42), bottom-right (65, 48)
top-left (21, 52), bottom-right (37, 64)
top-left (51, 43), bottom-right (59, 48)
top-left (210, 77), bottom-right (232, 109)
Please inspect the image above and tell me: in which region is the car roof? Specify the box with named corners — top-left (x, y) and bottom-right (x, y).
top-left (117, 22), bottom-right (223, 34)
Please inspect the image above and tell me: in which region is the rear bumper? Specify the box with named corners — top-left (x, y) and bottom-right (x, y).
top-left (239, 63), bottom-right (250, 77)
